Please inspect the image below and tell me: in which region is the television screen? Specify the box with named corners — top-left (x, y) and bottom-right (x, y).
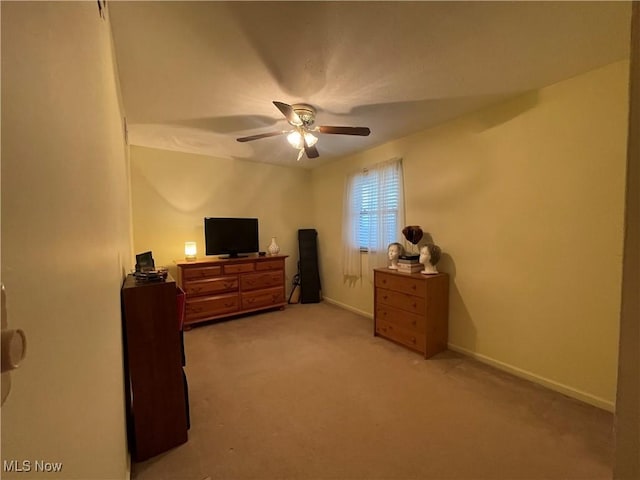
top-left (204, 217), bottom-right (259, 258)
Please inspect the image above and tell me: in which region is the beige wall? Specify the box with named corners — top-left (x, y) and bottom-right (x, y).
top-left (312, 61), bottom-right (629, 410)
top-left (129, 146), bottom-right (313, 287)
top-left (1, 2), bottom-right (131, 479)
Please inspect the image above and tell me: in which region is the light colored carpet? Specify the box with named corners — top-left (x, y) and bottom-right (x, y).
top-left (132, 302), bottom-right (613, 480)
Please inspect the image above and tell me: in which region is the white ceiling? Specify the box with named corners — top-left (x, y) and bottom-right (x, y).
top-left (109, 1), bottom-right (631, 169)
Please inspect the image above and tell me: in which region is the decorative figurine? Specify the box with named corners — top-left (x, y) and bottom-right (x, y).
top-left (387, 242), bottom-right (405, 270)
top-left (419, 243), bottom-right (442, 275)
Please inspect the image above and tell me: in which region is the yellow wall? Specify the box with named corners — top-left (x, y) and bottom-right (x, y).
top-left (311, 61), bottom-right (629, 410)
top-left (129, 146), bottom-right (313, 287)
top-left (1, 2), bottom-right (131, 479)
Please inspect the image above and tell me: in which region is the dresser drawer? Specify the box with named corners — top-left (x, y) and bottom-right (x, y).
top-left (256, 259), bottom-right (284, 271)
top-left (183, 277), bottom-right (238, 296)
top-left (375, 304), bottom-right (426, 333)
top-left (376, 288), bottom-right (426, 315)
top-left (240, 271), bottom-right (284, 291)
top-left (185, 293), bottom-right (239, 321)
top-left (182, 265), bottom-right (222, 280)
top-left (375, 318), bottom-right (426, 353)
top-left (241, 287), bottom-right (284, 310)
top-left (223, 263), bottom-right (255, 274)
top-left (375, 272), bottom-right (423, 296)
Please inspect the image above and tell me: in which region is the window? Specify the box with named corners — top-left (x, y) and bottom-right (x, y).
top-left (354, 168), bottom-right (402, 250)
top-left (342, 158), bottom-right (404, 278)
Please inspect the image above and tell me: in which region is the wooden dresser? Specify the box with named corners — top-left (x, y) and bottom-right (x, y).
top-left (176, 255), bottom-right (287, 327)
top-left (374, 268), bottom-right (449, 358)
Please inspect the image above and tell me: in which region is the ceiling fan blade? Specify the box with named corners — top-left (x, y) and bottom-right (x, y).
top-left (305, 144), bottom-right (320, 158)
top-left (318, 126), bottom-right (371, 136)
top-left (236, 131), bottom-right (285, 142)
top-left (303, 137), bottom-right (320, 159)
top-left (273, 101), bottom-right (303, 126)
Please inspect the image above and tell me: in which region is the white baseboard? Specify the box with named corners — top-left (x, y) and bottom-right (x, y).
top-left (448, 343), bottom-right (615, 412)
top-left (323, 297), bottom-right (373, 319)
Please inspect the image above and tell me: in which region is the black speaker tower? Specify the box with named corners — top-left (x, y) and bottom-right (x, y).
top-left (298, 229), bottom-right (321, 303)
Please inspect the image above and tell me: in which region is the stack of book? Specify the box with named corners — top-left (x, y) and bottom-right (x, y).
top-left (397, 255), bottom-right (422, 274)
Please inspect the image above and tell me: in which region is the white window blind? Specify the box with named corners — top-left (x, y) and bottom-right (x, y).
top-left (342, 158), bottom-right (404, 278)
top-left (354, 168), bottom-right (401, 250)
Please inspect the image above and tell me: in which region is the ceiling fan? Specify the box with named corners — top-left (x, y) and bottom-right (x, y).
top-left (236, 101), bottom-right (371, 161)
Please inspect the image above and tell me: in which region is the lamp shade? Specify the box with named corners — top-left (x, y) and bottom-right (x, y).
top-left (287, 131), bottom-right (317, 149)
top-left (184, 242), bottom-right (197, 260)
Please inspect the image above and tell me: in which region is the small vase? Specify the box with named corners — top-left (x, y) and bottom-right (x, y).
top-left (268, 237), bottom-right (280, 255)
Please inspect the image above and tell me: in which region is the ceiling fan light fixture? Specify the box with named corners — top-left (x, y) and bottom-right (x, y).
top-left (287, 131), bottom-right (317, 149)
top-left (235, 101), bottom-right (370, 160)
top-left (305, 132), bottom-right (318, 147)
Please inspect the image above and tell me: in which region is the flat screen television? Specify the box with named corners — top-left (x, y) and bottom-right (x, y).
top-left (204, 217), bottom-right (259, 258)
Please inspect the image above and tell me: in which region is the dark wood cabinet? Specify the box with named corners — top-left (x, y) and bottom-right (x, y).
top-left (121, 274), bottom-right (188, 461)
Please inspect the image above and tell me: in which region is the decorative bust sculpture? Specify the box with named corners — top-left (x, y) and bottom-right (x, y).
top-left (387, 242), bottom-right (405, 270)
top-left (419, 243), bottom-right (442, 275)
